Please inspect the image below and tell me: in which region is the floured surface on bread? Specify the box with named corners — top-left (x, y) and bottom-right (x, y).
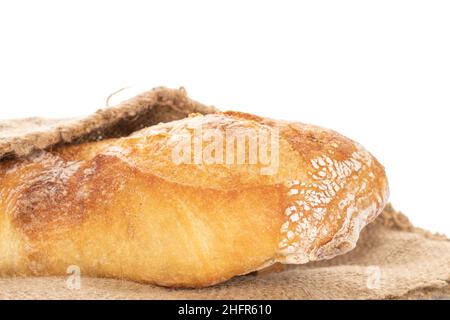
top-left (0, 112), bottom-right (388, 287)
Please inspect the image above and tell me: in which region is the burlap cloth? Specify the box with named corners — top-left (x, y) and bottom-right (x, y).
top-left (0, 87), bottom-right (449, 300)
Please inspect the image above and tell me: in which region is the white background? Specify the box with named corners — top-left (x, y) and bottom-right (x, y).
top-left (0, 1), bottom-right (449, 235)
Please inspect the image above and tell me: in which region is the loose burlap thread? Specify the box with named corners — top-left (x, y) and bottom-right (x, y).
top-left (0, 87), bottom-right (448, 300)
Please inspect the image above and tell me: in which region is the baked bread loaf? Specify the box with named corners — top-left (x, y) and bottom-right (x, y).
top-left (0, 111), bottom-right (389, 288)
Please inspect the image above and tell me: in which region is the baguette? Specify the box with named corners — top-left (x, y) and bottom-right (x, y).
top-left (0, 111), bottom-right (389, 287)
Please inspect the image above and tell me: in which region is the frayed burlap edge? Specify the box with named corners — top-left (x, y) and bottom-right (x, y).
top-left (0, 87), bottom-right (218, 160)
top-left (371, 205), bottom-right (449, 300)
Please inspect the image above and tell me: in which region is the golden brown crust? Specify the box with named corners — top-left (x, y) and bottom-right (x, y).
top-left (0, 112), bottom-right (388, 287)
